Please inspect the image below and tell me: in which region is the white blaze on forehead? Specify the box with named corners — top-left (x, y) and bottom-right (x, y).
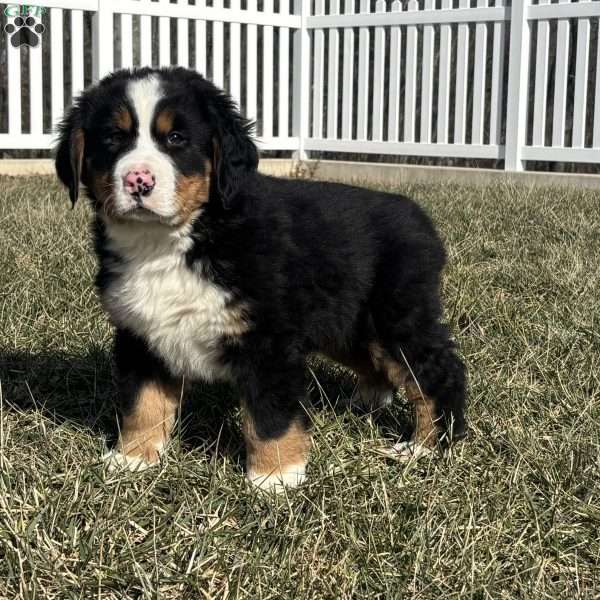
top-left (128, 76), bottom-right (162, 145)
top-left (111, 75), bottom-right (179, 223)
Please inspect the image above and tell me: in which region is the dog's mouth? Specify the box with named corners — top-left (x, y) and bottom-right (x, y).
top-left (119, 203), bottom-right (163, 222)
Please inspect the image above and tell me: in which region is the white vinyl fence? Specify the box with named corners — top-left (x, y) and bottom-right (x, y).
top-left (1, 0), bottom-right (600, 172)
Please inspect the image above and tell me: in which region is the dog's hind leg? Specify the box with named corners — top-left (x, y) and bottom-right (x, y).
top-left (326, 348), bottom-right (395, 411)
top-left (369, 329), bottom-right (466, 459)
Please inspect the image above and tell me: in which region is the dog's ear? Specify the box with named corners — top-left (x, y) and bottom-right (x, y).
top-left (55, 107), bottom-right (85, 207)
top-left (210, 94), bottom-right (258, 209)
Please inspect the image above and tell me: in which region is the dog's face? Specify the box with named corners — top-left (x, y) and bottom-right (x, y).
top-left (56, 68), bottom-right (258, 225)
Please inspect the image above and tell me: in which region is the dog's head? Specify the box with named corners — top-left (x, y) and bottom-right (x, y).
top-left (55, 67), bottom-right (258, 225)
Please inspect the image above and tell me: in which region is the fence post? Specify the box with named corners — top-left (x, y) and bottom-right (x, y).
top-left (505, 0), bottom-right (530, 172)
top-left (92, 0), bottom-right (114, 82)
top-left (292, 0), bottom-right (310, 160)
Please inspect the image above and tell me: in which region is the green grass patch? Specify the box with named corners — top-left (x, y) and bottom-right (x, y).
top-left (1, 175), bottom-right (599, 598)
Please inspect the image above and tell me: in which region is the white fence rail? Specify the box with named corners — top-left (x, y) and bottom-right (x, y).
top-left (1, 0), bottom-right (600, 172)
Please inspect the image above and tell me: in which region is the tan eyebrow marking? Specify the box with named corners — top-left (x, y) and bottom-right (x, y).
top-left (114, 108), bottom-right (133, 132)
top-left (155, 108), bottom-right (175, 136)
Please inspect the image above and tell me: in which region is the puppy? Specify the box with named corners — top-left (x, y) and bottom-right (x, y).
top-left (55, 67), bottom-right (466, 490)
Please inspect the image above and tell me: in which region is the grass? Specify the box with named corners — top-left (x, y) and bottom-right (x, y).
top-left (0, 175), bottom-right (599, 599)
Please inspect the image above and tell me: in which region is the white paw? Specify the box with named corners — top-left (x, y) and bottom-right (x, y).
top-left (247, 463), bottom-right (306, 493)
top-left (102, 449), bottom-right (156, 472)
top-left (380, 440), bottom-right (435, 462)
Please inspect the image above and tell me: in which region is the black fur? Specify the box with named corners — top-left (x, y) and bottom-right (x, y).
top-left (55, 67), bottom-right (466, 459)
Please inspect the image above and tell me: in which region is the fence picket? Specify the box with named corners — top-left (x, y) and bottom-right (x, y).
top-left (247, 0), bottom-right (258, 123)
top-left (404, 1), bottom-right (418, 143)
top-left (573, 3), bottom-right (590, 148)
top-left (421, 0), bottom-right (435, 144)
top-left (312, 0), bottom-right (325, 138)
top-left (195, 1), bottom-right (207, 75)
top-left (140, 10), bottom-right (152, 67)
top-left (533, 0), bottom-right (550, 147)
top-left (489, 0), bottom-right (505, 146)
top-left (388, 1), bottom-right (402, 142)
top-left (552, 1), bottom-right (570, 148)
top-left (357, 0), bottom-right (370, 141)
top-left (178, 16), bottom-right (189, 68)
top-left (263, 0), bottom-right (275, 138)
top-left (505, 0), bottom-right (530, 171)
top-left (7, 35), bottom-right (20, 135)
top-left (93, 4), bottom-right (114, 79)
top-left (159, 0), bottom-right (171, 67)
top-left (50, 8), bottom-right (64, 129)
top-left (121, 14), bottom-right (134, 69)
top-left (455, 0), bottom-right (470, 144)
top-left (212, 0), bottom-right (224, 87)
top-left (327, 0), bottom-right (340, 139)
top-left (595, 18), bottom-right (600, 148)
top-left (279, 0), bottom-right (290, 138)
top-left (472, 0), bottom-right (488, 145)
top-left (230, 0), bottom-right (242, 108)
top-left (30, 40), bottom-right (44, 135)
top-left (437, 0), bottom-right (452, 144)
top-left (372, 1), bottom-right (386, 142)
top-left (292, 0), bottom-right (310, 157)
top-left (342, 0), bottom-right (354, 140)
top-left (72, 10), bottom-right (85, 97)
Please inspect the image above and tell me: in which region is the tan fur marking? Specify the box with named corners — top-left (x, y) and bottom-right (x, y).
top-left (242, 407), bottom-right (311, 477)
top-left (155, 109), bottom-right (175, 136)
top-left (115, 109), bottom-right (133, 132)
top-left (175, 165), bottom-right (211, 222)
top-left (117, 380), bottom-right (181, 464)
top-left (368, 342), bottom-right (409, 388)
top-left (368, 342), bottom-right (439, 447)
top-left (404, 382), bottom-right (439, 448)
top-left (87, 169), bottom-right (116, 214)
top-left (221, 303), bottom-right (251, 338)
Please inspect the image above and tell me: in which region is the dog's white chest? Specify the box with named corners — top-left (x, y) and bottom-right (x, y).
top-left (102, 227), bottom-right (246, 381)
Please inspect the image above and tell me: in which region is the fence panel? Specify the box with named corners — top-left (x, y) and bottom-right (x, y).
top-left (1, 0), bottom-right (599, 171)
top-left (524, 0), bottom-right (600, 164)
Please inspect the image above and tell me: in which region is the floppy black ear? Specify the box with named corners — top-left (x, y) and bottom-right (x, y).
top-left (210, 94), bottom-right (259, 209)
top-left (55, 108), bottom-right (85, 207)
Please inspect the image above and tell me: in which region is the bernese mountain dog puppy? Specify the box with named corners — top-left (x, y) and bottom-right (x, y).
top-left (55, 67), bottom-right (466, 490)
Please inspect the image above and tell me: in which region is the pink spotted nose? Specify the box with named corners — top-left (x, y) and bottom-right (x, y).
top-left (123, 167), bottom-right (156, 198)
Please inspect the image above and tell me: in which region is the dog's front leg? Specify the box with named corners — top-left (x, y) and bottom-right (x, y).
top-left (104, 329), bottom-right (182, 471)
top-left (239, 363), bottom-right (311, 492)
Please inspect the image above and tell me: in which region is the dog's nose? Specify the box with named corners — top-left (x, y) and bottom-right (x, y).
top-left (123, 167), bottom-right (156, 197)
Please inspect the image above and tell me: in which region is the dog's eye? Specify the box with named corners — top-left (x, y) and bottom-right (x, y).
top-left (167, 131), bottom-right (186, 147)
top-left (104, 131), bottom-right (127, 146)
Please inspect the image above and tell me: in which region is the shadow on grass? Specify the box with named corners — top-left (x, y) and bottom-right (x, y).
top-left (0, 347), bottom-right (115, 434)
top-left (0, 349), bottom-right (413, 460)
top-left (0, 347), bottom-right (242, 460)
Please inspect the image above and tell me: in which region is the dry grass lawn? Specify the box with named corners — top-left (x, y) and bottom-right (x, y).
top-left (0, 175), bottom-right (599, 599)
